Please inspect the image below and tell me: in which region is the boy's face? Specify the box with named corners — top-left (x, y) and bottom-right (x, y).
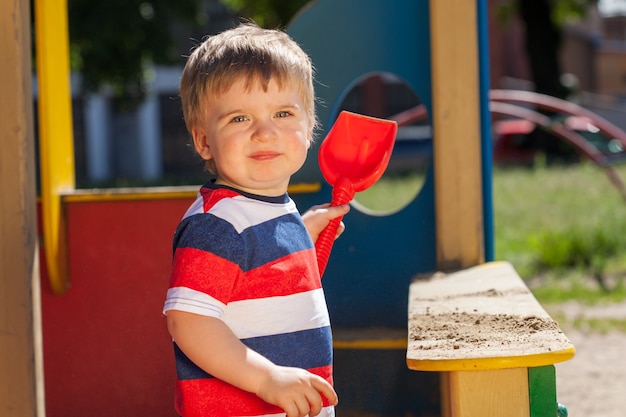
top-left (192, 77), bottom-right (312, 196)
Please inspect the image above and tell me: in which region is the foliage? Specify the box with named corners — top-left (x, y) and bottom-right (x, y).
top-left (533, 273), bottom-right (626, 304)
top-left (219, 0), bottom-right (309, 28)
top-left (353, 171), bottom-right (425, 214)
top-left (64, 0), bottom-right (312, 106)
top-left (552, 0), bottom-right (599, 23)
top-left (497, 0), bottom-right (599, 99)
top-left (549, 311), bottom-right (626, 332)
top-left (493, 163), bottom-right (626, 302)
top-left (496, 0), bottom-right (598, 25)
top-left (67, 0), bottom-right (205, 106)
top-left (531, 227), bottom-right (621, 272)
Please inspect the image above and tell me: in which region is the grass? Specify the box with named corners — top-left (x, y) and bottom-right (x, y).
top-left (356, 160), bottom-right (626, 332)
top-left (355, 162), bottom-right (626, 307)
top-left (548, 311), bottom-right (626, 333)
top-left (493, 162), bottom-right (626, 305)
top-left (354, 171), bottom-right (426, 214)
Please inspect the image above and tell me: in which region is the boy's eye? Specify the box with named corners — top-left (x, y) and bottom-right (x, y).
top-left (231, 115), bottom-right (247, 123)
top-left (276, 111), bottom-right (291, 118)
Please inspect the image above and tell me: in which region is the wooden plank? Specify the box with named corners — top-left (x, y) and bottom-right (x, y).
top-left (444, 368), bottom-right (530, 417)
top-left (0, 0), bottom-right (44, 415)
top-left (406, 262), bottom-right (575, 371)
top-left (61, 182), bottom-right (321, 203)
top-left (430, 0), bottom-right (484, 270)
top-left (528, 366), bottom-right (557, 417)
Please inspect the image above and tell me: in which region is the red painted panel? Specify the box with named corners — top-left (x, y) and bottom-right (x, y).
top-left (40, 198), bottom-right (193, 417)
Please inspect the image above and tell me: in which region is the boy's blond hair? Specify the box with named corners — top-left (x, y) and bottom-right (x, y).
top-left (179, 23), bottom-right (317, 174)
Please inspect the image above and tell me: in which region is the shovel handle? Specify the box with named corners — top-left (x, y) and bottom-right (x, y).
top-left (315, 216), bottom-right (344, 277)
top-left (315, 178), bottom-right (354, 277)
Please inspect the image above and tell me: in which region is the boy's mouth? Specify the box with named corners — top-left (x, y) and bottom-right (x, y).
top-left (250, 151), bottom-right (280, 161)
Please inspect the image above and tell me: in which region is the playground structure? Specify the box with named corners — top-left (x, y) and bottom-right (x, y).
top-left (490, 89), bottom-right (626, 200)
top-left (1, 0), bottom-right (578, 416)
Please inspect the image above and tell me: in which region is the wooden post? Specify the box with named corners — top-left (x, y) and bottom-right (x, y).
top-left (430, 0), bottom-right (485, 270)
top-left (0, 0), bottom-right (45, 415)
top-left (442, 368), bottom-right (530, 417)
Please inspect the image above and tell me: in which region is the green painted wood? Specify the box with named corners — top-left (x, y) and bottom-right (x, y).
top-left (529, 365), bottom-right (557, 417)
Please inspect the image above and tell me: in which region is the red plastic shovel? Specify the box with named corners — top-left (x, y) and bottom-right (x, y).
top-left (315, 110), bottom-right (398, 276)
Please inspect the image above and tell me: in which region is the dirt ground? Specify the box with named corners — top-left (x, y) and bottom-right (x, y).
top-left (546, 302), bottom-right (626, 417)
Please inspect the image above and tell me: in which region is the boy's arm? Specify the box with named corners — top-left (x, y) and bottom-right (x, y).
top-left (167, 310), bottom-right (338, 417)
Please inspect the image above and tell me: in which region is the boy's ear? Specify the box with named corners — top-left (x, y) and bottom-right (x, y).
top-left (191, 127), bottom-right (213, 161)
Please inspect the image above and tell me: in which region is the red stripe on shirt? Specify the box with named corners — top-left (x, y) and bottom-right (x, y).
top-left (200, 186), bottom-right (240, 213)
top-left (170, 247), bottom-right (241, 303)
top-left (230, 247), bottom-right (321, 301)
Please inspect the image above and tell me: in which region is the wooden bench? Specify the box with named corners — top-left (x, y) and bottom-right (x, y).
top-left (407, 261), bottom-right (575, 417)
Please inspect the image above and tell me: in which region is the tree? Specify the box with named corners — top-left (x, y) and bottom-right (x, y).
top-left (518, 0), bottom-right (568, 98)
top-left (511, 0), bottom-right (598, 162)
top-left (220, 0), bottom-right (309, 28)
top-left (64, 0), bottom-right (308, 106)
top-left (514, 0), bottom-right (598, 99)
top-left (67, 0), bottom-right (206, 106)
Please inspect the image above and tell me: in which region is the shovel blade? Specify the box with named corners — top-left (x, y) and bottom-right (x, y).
top-left (319, 110), bottom-right (397, 192)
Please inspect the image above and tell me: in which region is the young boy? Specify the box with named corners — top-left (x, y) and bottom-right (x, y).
top-left (163, 23), bottom-right (349, 417)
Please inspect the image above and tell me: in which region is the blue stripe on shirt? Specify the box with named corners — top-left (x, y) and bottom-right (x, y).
top-left (174, 212), bottom-right (313, 272)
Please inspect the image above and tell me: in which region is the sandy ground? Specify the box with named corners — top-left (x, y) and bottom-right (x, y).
top-left (546, 302), bottom-right (626, 417)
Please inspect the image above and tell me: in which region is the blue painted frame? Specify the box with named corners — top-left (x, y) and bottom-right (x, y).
top-left (289, 0), bottom-right (492, 328)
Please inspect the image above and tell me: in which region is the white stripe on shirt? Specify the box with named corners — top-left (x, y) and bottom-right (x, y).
top-left (164, 287), bottom-right (330, 340)
top-left (223, 288), bottom-right (330, 339)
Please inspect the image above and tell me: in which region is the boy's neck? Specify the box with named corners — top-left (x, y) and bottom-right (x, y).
top-left (209, 179), bottom-right (289, 200)
top-left (213, 177), bottom-right (289, 198)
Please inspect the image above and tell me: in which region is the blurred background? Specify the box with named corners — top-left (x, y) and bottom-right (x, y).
top-left (33, 0), bottom-right (624, 186)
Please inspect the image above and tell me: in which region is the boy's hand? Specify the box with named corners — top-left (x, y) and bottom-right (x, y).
top-left (302, 204), bottom-right (350, 243)
top-left (256, 365), bottom-right (338, 417)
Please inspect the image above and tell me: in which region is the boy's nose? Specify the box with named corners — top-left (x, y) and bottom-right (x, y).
top-left (251, 120), bottom-right (277, 142)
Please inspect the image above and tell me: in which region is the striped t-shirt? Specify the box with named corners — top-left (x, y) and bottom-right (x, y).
top-left (163, 182), bottom-right (334, 417)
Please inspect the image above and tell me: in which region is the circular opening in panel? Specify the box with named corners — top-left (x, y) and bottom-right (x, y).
top-left (331, 72), bottom-right (432, 215)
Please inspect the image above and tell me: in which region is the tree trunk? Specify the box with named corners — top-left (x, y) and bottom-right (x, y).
top-left (517, 0), bottom-right (568, 99)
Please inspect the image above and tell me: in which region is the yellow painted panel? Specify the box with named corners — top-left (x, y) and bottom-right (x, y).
top-left (407, 347), bottom-right (576, 372)
top-left (62, 183), bottom-right (322, 203)
top-left (35, 0), bottom-right (75, 294)
top-left (430, 0), bottom-right (484, 269)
